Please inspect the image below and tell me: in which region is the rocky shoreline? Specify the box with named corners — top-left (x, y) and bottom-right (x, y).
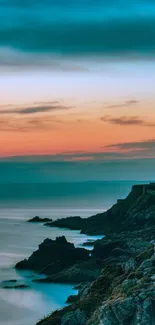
top-left (35, 232), bottom-right (155, 324)
top-left (15, 183), bottom-right (155, 324)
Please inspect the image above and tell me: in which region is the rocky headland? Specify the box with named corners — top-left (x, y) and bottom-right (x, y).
top-left (15, 183), bottom-right (155, 324)
top-left (45, 183), bottom-right (155, 235)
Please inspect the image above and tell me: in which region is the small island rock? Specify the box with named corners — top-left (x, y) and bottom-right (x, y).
top-left (28, 216), bottom-right (52, 223)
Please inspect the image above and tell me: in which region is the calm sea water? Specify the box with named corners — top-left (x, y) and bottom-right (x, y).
top-left (0, 181), bottom-right (147, 325)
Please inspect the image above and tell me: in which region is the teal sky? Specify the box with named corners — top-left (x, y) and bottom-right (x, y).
top-left (1, 0), bottom-right (155, 56)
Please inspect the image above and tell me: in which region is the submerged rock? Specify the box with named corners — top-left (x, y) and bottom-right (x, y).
top-left (3, 284), bottom-right (29, 289)
top-left (1, 280), bottom-right (29, 290)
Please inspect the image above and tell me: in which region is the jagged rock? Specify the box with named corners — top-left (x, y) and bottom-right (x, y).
top-left (89, 293), bottom-right (155, 325)
top-left (92, 297), bottom-right (135, 325)
top-left (124, 259), bottom-right (137, 273)
top-left (15, 236), bottom-right (90, 276)
top-left (139, 259), bottom-right (153, 271)
top-left (78, 282), bottom-right (90, 299)
top-left (122, 278), bottom-right (137, 287)
top-left (134, 298), bottom-right (153, 325)
top-left (35, 183), bottom-right (155, 325)
top-left (61, 308), bottom-right (86, 325)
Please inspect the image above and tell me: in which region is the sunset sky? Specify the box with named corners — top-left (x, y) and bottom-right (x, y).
top-left (1, 0), bottom-right (155, 180)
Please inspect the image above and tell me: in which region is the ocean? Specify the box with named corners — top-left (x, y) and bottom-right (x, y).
top-left (0, 181), bottom-right (148, 325)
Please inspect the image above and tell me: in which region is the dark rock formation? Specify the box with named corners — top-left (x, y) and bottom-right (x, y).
top-left (1, 280), bottom-right (29, 289)
top-left (35, 259), bottom-right (101, 284)
top-left (66, 295), bottom-right (78, 304)
top-left (28, 216), bottom-right (52, 223)
top-left (36, 241), bottom-right (155, 325)
top-left (15, 236), bottom-right (90, 276)
top-left (45, 183), bottom-right (155, 235)
top-left (35, 183), bottom-right (155, 325)
top-left (61, 309), bottom-right (86, 325)
top-left (44, 216), bottom-right (83, 229)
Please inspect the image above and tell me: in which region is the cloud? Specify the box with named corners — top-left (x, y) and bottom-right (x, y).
top-left (105, 139), bottom-right (155, 151)
top-left (104, 100), bottom-right (139, 109)
top-left (0, 103), bottom-right (72, 115)
top-left (5, 142), bottom-right (155, 161)
top-left (100, 116), bottom-right (155, 127)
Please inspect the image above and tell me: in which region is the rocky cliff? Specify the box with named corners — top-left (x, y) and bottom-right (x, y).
top-left (36, 229), bottom-right (155, 325)
top-left (45, 183), bottom-right (155, 235)
top-left (34, 183), bottom-right (155, 325)
top-left (14, 183), bottom-right (155, 324)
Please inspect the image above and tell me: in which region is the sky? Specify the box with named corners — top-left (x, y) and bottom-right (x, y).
top-left (0, 0), bottom-right (155, 180)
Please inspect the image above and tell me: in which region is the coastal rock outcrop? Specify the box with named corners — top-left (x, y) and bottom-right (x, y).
top-left (15, 236), bottom-right (90, 276)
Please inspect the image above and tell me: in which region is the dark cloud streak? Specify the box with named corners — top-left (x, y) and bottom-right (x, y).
top-left (0, 104), bottom-right (71, 115)
top-left (101, 116), bottom-right (155, 127)
top-left (105, 139), bottom-right (155, 151)
top-left (104, 100), bottom-right (139, 109)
